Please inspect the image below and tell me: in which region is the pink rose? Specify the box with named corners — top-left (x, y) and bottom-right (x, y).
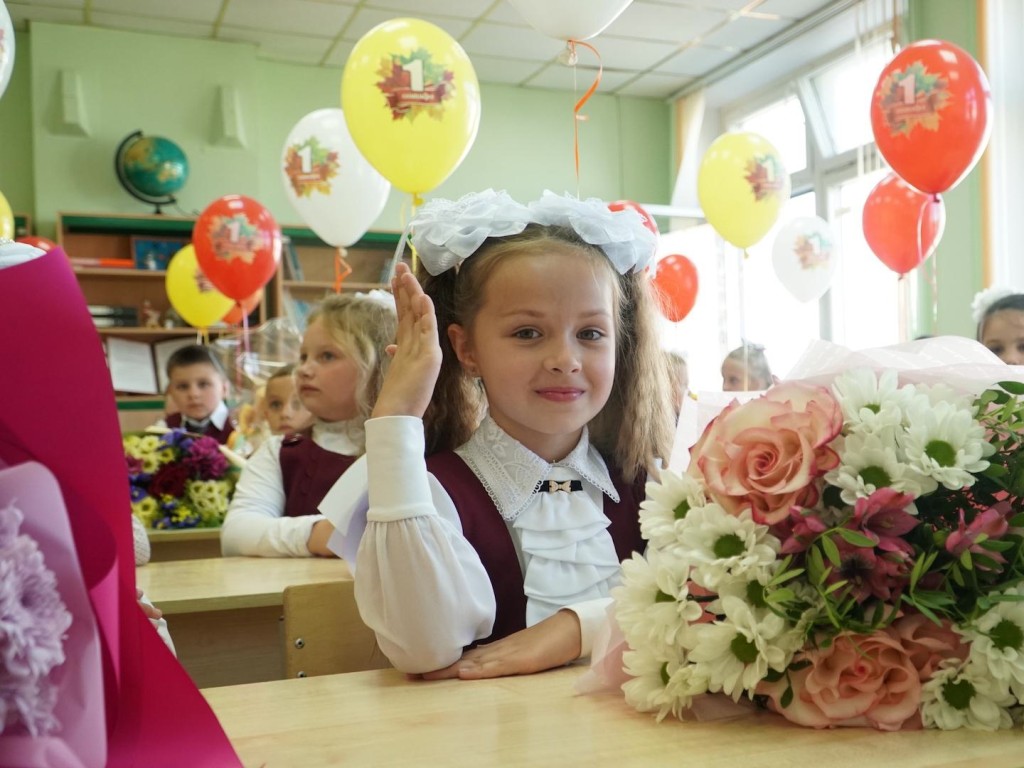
top-left (893, 614), bottom-right (968, 681)
top-left (688, 382), bottom-right (843, 524)
top-left (757, 629), bottom-right (921, 731)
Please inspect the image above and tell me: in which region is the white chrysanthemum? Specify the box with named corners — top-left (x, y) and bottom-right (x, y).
top-left (826, 430), bottom-right (934, 504)
top-left (913, 381), bottom-right (975, 413)
top-left (683, 596), bottom-right (792, 701)
top-left (613, 550), bottom-right (703, 654)
top-left (920, 658), bottom-right (1015, 730)
top-left (639, 470), bottom-right (707, 551)
top-left (960, 589), bottom-right (1024, 698)
top-left (622, 646), bottom-right (707, 722)
top-left (831, 368), bottom-right (912, 434)
top-left (676, 504), bottom-right (779, 591)
top-left (901, 399), bottom-right (994, 490)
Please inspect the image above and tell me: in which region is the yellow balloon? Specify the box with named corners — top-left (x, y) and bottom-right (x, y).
top-left (697, 132), bottom-right (791, 249)
top-left (0, 190), bottom-right (13, 240)
top-left (341, 18), bottom-right (481, 196)
top-left (165, 244), bottom-right (234, 328)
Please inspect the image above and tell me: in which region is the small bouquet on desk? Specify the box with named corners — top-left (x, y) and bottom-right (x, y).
top-left (607, 338), bottom-right (1024, 731)
top-left (124, 429), bottom-right (242, 529)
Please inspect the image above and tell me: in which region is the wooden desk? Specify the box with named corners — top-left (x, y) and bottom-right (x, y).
top-left (137, 557), bottom-right (351, 688)
top-left (147, 527), bottom-right (222, 562)
top-left (203, 666), bottom-right (1024, 768)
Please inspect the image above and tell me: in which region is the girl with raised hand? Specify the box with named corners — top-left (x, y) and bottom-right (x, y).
top-left (355, 190), bottom-right (673, 678)
top-left (221, 292), bottom-right (396, 557)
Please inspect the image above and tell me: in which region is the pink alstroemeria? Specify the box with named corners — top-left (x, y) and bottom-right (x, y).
top-left (850, 488), bottom-right (919, 554)
top-left (945, 502), bottom-right (1011, 567)
top-left (776, 506), bottom-right (829, 554)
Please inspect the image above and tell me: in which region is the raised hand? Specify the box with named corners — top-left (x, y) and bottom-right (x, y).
top-left (417, 609), bottom-right (583, 680)
top-left (371, 262), bottom-right (442, 419)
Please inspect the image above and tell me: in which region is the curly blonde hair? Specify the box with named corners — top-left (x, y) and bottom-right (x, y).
top-left (305, 293), bottom-right (397, 427)
top-left (419, 224), bottom-right (673, 482)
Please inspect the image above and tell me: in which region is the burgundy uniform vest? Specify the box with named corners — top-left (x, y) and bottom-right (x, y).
top-left (425, 450), bottom-right (645, 645)
top-left (278, 430), bottom-right (357, 518)
top-left (165, 412), bottom-right (236, 446)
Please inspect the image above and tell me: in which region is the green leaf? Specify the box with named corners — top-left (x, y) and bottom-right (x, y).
top-left (780, 686), bottom-right (794, 709)
top-left (766, 588), bottom-right (796, 605)
top-left (788, 659), bottom-right (812, 672)
top-left (984, 464), bottom-right (1009, 479)
top-left (960, 549), bottom-right (973, 571)
top-left (980, 538), bottom-right (1015, 553)
top-left (821, 536), bottom-right (841, 567)
top-left (762, 668), bottom-right (785, 683)
top-left (999, 380), bottom-right (1024, 395)
top-left (835, 528), bottom-right (877, 548)
top-left (950, 564), bottom-right (966, 587)
top-left (823, 579), bottom-right (849, 596)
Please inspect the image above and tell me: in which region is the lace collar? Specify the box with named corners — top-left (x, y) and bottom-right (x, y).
top-left (313, 418), bottom-right (365, 453)
top-left (455, 415), bottom-right (619, 522)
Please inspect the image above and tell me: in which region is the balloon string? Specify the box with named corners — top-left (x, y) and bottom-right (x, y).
top-left (569, 39), bottom-right (602, 188)
top-left (738, 247), bottom-right (748, 388)
top-left (333, 248), bottom-right (352, 293)
top-left (409, 193), bottom-right (422, 274)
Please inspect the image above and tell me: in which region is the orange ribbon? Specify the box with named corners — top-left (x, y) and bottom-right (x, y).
top-left (333, 248), bottom-right (352, 293)
top-left (568, 39), bottom-right (603, 185)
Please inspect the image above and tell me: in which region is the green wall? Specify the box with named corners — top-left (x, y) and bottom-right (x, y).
top-left (908, 0), bottom-right (985, 337)
top-left (3, 22), bottom-right (670, 239)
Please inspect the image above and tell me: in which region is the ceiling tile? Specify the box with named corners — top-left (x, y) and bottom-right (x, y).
top-left (5, 2), bottom-right (83, 29)
top-left (90, 12), bottom-right (216, 38)
top-left (470, 55), bottom-right (545, 85)
top-left (483, 3), bottom-right (534, 26)
top-left (218, 26), bottom-right (335, 65)
top-left (524, 65), bottom-right (636, 94)
top-left (614, 71), bottom-right (692, 98)
top-left (341, 8), bottom-right (472, 42)
top-left (92, 0), bottom-right (218, 22)
top-left (363, 0), bottom-right (494, 20)
top-left (221, 0), bottom-right (353, 39)
top-left (321, 40), bottom-right (356, 68)
top-left (460, 22), bottom-right (564, 63)
top-left (701, 14), bottom-right (787, 50)
top-left (605, 2), bottom-right (728, 44)
top-left (669, 0), bottom-right (752, 10)
top-left (758, 0), bottom-right (836, 19)
top-left (656, 44), bottom-right (735, 76)
top-left (587, 34), bottom-right (679, 71)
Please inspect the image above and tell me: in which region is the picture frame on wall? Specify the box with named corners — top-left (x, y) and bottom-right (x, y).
top-left (130, 236), bottom-right (188, 271)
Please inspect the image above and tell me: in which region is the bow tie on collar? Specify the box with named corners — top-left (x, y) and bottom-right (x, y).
top-left (535, 479), bottom-right (583, 494)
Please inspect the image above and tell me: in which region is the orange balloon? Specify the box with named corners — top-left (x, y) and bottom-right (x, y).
top-left (870, 40), bottom-right (991, 195)
top-left (651, 254), bottom-right (699, 322)
top-left (16, 235), bottom-right (58, 252)
top-left (221, 290), bottom-right (263, 325)
top-left (862, 173), bottom-right (945, 276)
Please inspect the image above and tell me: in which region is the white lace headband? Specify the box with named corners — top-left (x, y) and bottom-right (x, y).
top-left (397, 189), bottom-right (657, 277)
top-left (971, 286), bottom-right (1017, 324)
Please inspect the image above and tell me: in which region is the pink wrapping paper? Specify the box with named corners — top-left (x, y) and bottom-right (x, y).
top-left (0, 248), bottom-right (240, 766)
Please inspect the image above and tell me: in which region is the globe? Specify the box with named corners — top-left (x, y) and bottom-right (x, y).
top-left (115, 131), bottom-right (189, 213)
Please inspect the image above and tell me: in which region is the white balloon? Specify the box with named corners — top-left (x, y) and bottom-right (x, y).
top-left (771, 216), bottom-right (838, 303)
top-left (0, 1), bottom-right (14, 102)
top-left (281, 108), bottom-right (390, 248)
top-left (506, 0), bottom-right (633, 41)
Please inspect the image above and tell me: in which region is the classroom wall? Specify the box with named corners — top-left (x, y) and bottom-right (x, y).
top-left (4, 22), bottom-right (670, 239)
top-left (908, 0), bottom-right (985, 337)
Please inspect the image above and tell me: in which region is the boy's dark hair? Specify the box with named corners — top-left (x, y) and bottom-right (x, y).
top-left (165, 344), bottom-right (224, 378)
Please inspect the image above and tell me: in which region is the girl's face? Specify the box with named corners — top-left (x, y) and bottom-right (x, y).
top-left (262, 375), bottom-right (312, 435)
top-left (296, 318), bottom-right (361, 422)
top-left (721, 358), bottom-right (766, 392)
top-left (448, 250), bottom-right (617, 462)
top-left (981, 309), bottom-right (1024, 365)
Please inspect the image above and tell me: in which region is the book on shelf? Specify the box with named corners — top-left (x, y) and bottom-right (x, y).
top-left (104, 337), bottom-right (197, 395)
top-left (68, 256), bottom-right (137, 269)
top-left (93, 315), bottom-right (140, 328)
top-left (89, 304), bottom-right (139, 318)
top-left (282, 237), bottom-right (304, 281)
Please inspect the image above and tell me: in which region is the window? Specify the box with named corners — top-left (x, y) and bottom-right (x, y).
top-left (734, 95), bottom-right (807, 176)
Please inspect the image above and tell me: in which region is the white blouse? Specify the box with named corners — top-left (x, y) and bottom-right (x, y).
top-left (322, 414), bottom-right (627, 674)
top-left (220, 420), bottom-right (363, 557)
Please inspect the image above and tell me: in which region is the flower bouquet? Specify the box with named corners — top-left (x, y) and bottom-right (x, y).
top-left (613, 341), bottom-right (1024, 731)
top-left (124, 429), bottom-right (242, 529)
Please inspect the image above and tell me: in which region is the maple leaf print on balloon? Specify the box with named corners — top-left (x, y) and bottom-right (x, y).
top-left (375, 47), bottom-right (455, 121)
top-left (878, 62), bottom-right (950, 136)
top-left (283, 137), bottom-right (341, 198)
top-left (744, 154), bottom-right (786, 202)
top-left (207, 214), bottom-right (262, 265)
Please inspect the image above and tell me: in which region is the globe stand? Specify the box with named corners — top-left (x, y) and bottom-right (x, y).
top-left (114, 130), bottom-right (181, 215)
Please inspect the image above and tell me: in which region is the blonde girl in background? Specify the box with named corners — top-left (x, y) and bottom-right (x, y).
top-left (721, 342), bottom-right (774, 391)
top-left (973, 287), bottom-right (1024, 365)
top-left (344, 190), bottom-right (673, 678)
top-left (221, 292), bottom-right (396, 557)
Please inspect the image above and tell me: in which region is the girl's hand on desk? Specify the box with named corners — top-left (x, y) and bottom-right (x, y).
top-left (418, 609), bottom-right (582, 681)
top-left (307, 519), bottom-right (338, 557)
top-left (372, 263), bottom-right (442, 420)
top-left (137, 588), bottom-right (162, 620)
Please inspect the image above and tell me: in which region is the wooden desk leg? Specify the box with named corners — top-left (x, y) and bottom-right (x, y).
top-left (167, 606), bottom-right (284, 688)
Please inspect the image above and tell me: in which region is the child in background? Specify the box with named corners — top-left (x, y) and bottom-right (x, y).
top-left (721, 342), bottom-right (774, 391)
top-left (973, 287), bottom-right (1024, 365)
top-left (157, 344), bottom-right (236, 445)
top-left (220, 292), bottom-right (396, 557)
top-left (665, 350), bottom-right (689, 416)
top-left (347, 190), bottom-right (673, 678)
top-left (261, 364), bottom-right (313, 436)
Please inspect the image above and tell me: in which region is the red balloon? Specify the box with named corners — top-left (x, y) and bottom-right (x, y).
top-left (862, 173), bottom-right (945, 276)
top-left (651, 254), bottom-right (698, 322)
top-left (608, 200), bottom-right (659, 238)
top-left (221, 290), bottom-right (263, 325)
top-left (193, 195), bottom-right (282, 301)
top-left (16, 235), bottom-right (58, 252)
top-left (870, 39), bottom-right (991, 195)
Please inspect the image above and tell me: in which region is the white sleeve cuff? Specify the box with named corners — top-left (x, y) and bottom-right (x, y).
top-left (365, 416), bottom-right (435, 522)
top-left (564, 597), bottom-right (613, 659)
